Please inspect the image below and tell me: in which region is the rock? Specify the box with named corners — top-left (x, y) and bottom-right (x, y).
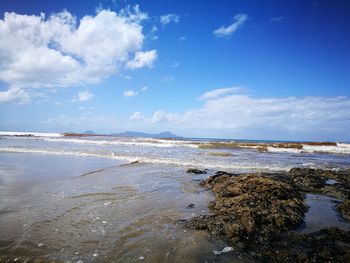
top-left (289, 168), bottom-right (327, 191)
top-left (289, 168), bottom-right (350, 200)
top-left (185, 173), bottom-right (307, 247)
top-left (337, 200), bottom-right (350, 221)
top-left (181, 168), bottom-right (350, 262)
top-left (187, 203), bottom-right (195, 209)
top-left (186, 168), bottom-right (207, 174)
top-left (201, 171), bottom-right (237, 186)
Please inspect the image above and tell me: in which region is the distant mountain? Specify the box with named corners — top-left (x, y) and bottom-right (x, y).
top-left (111, 131), bottom-right (182, 138)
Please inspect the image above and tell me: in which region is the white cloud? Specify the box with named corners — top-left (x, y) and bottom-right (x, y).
top-left (0, 87), bottom-right (30, 104)
top-left (129, 111), bottom-right (145, 121)
top-left (213, 13), bottom-right (248, 37)
top-left (198, 87), bottom-right (242, 100)
top-left (149, 110), bottom-right (180, 123)
top-left (0, 7), bottom-right (156, 103)
top-left (123, 89), bottom-right (138, 97)
top-left (179, 36), bottom-right (187, 42)
top-left (141, 86), bottom-right (148, 91)
top-left (132, 90), bottom-right (350, 140)
top-left (148, 25), bottom-right (158, 40)
top-left (77, 90), bottom-right (94, 102)
top-left (160, 14), bottom-right (180, 27)
top-left (151, 25), bottom-right (158, 32)
top-left (125, 50), bottom-right (157, 69)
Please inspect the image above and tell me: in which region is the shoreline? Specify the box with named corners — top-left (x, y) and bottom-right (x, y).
top-left (183, 167), bottom-right (350, 262)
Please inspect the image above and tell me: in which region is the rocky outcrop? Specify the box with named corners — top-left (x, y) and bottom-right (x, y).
top-left (182, 168), bottom-right (350, 262)
top-left (185, 172), bottom-right (307, 247)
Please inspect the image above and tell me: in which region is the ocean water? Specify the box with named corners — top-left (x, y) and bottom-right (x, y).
top-left (1, 132), bottom-right (350, 262)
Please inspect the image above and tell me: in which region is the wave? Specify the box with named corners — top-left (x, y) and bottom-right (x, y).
top-left (0, 146), bottom-right (292, 172)
top-left (0, 131), bottom-right (63, 137)
top-left (0, 135), bottom-right (199, 148)
top-left (267, 143), bottom-right (350, 154)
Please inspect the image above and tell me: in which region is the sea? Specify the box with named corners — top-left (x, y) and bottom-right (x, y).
top-left (1, 132), bottom-right (350, 262)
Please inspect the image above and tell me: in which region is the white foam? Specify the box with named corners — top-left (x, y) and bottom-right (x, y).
top-left (0, 131), bottom-right (63, 137)
top-left (302, 143), bottom-right (350, 154)
top-left (0, 146), bottom-right (291, 172)
top-left (267, 143), bottom-right (350, 154)
top-left (266, 146), bottom-right (302, 154)
top-left (3, 136), bottom-right (199, 149)
top-left (213, 246), bottom-right (234, 255)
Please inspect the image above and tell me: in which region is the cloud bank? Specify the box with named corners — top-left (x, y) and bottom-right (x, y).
top-left (0, 7), bottom-right (156, 103)
top-left (129, 89), bottom-right (350, 141)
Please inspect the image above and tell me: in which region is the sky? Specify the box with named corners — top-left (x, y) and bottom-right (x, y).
top-left (0, 0), bottom-right (350, 141)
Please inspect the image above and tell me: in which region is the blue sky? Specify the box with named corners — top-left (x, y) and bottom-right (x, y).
top-left (0, 0), bottom-right (350, 140)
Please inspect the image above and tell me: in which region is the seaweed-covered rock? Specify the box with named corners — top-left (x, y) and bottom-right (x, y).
top-left (289, 168), bottom-right (327, 191)
top-left (289, 168), bottom-right (350, 200)
top-left (185, 173), bottom-right (307, 246)
top-left (337, 200), bottom-right (350, 221)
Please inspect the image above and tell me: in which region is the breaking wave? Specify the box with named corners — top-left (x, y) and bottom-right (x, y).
top-left (0, 146), bottom-right (292, 172)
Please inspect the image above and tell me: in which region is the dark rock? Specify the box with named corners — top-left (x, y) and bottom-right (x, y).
top-left (289, 168), bottom-right (350, 200)
top-left (186, 168), bottom-right (207, 174)
top-left (187, 203), bottom-right (195, 209)
top-left (337, 200), bottom-right (350, 221)
top-left (201, 171), bottom-right (237, 186)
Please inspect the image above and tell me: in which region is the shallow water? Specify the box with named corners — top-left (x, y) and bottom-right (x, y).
top-left (298, 194), bottom-right (350, 233)
top-left (0, 153), bottom-right (249, 262)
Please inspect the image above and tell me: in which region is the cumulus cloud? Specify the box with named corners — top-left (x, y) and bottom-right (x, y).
top-left (160, 14), bottom-right (180, 27)
top-left (125, 50), bottom-right (157, 69)
top-left (123, 90), bottom-right (138, 97)
top-left (213, 13), bottom-right (248, 37)
top-left (129, 111), bottom-right (145, 121)
top-left (198, 87), bottom-right (243, 100)
top-left (0, 7), bottom-right (156, 103)
top-left (77, 90), bottom-right (94, 102)
top-left (132, 89), bottom-right (350, 140)
top-left (141, 86), bottom-right (148, 91)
